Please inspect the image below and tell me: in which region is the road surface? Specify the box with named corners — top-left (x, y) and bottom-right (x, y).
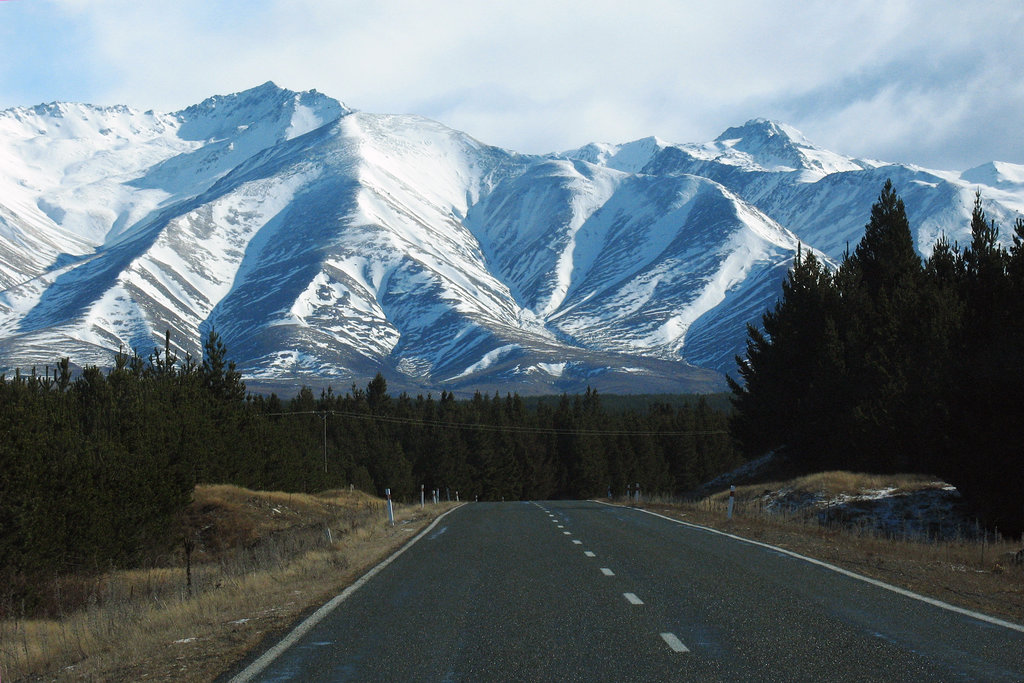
top-left (229, 500), bottom-right (1024, 682)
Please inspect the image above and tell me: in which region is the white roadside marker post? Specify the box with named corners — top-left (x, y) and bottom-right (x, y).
top-left (727, 485), bottom-right (735, 520)
top-left (421, 484), bottom-right (424, 508)
top-left (386, 488), bottom-right (395, 526)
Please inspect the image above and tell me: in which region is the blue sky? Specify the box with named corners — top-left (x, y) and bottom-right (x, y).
top-left (2, 0), bottom-right (1022, 171)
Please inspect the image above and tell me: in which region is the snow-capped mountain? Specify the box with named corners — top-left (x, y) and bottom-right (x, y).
top-left (0, 83), bottom-right (1020, 394)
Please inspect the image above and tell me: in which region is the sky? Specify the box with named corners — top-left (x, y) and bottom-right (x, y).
top-left (1, 0), bottom-right (1022, 171)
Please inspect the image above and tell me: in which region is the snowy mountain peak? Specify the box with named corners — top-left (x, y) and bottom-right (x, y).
top-left (0, 86), bottom-right (1021, 394)
top-left (176, 81), bottom-right (350, 143)
top-left (709, 118), bottom-right (865, 176)
top-left (961, 161), bottom-right (1024, 190)
top-left (715, 118), bottom-right (808, 147)
top-left (558, 136), bottom-right (668, 174)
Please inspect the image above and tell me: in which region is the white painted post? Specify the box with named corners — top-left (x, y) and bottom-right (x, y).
top-left (420, 484), bottom-right (424, 508)
top-left (635, 483), bottom-right (641, 504)
top-left (455, 490), bottom-right (459, 502)
top-left (386, 488), bottom-right (395, 526)
top-left (727, 485), bottom-right (735, 520)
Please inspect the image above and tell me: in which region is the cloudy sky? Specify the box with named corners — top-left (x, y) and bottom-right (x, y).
top-left (2, 0), bottom-right (1022, 170)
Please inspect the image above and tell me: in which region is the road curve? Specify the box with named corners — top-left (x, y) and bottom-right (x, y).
top-left (227, 501), bottom-right (1024, 682)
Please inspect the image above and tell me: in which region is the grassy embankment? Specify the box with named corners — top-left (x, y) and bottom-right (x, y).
top-left (640, 471), bottom-right (1024, 624)
top-left (0, 485), bottom-right (457, 682)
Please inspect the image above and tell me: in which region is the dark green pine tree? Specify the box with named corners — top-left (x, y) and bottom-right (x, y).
top-left (913, 234), bottom-right (966, 476)
top-left (366, 372), bottom-right (390, 414)
top-left (729, 246), bottom-right (840, 466)
top-left (202, 329), bottom-right (246, 402)
top-left (948, 193), bottom-right (1022, 531)
top-left (835, 179), bottom-right (924, 471)
top-left (845, 179), bottom-right (920, 298)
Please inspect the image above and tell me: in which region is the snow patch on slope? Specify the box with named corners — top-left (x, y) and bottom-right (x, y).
top-left (452, 343), bottom-right (520, 379)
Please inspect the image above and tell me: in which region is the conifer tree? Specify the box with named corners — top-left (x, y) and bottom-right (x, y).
top-left (729, 246), bottom-right (839, 464)
top-left (845, 179), bottom-right (920, 299)
top-left (836, 180), bottom-right (925, 471)
top-left (202, 329), bottom-right (246, 402)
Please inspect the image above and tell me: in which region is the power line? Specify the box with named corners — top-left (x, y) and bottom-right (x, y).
top-left (264, 409), bottom-right (728, 437)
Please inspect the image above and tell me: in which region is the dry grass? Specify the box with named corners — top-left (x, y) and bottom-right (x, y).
top-left (639, 471), bottom-right (1024, 624)
top-left (0, 485), bottom-right (458, 682)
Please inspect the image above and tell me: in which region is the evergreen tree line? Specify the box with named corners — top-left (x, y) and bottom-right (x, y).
top-left (1, 328), bottom-right (740, 595)
top-left (0, 332), bottom-right (243, 584)
top-left (730, 180), bottom-right (1024, 533)
top-left (249, 381), bottom-right (739, 507)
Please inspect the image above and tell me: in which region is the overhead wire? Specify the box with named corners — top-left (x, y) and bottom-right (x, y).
top-left (264, 409), bottom-right (729, 437)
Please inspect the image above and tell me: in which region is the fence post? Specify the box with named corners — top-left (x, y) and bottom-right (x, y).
top-left (386, 488), bottom-right (395, 526)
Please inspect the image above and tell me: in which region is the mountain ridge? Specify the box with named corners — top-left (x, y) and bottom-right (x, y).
top-left (0, 82), bottom-right (1020, 395)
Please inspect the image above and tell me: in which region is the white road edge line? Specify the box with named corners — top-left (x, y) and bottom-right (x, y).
top-left (661, 632), bottom-right (690, 653)
top-left (601, 567), bottom-right (615, 576)
top-left (592, 500), bottom-right (1024, 634)
top-left (624, 592), bottom-right (644, 605)
top-left (230, 504), bottom-right (465, 682)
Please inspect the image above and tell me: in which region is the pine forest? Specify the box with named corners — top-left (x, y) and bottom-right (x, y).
top-left (3, 180), bottom-right (1022, 613)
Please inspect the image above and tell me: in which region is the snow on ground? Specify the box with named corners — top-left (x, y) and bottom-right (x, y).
top-left (451, 343), bottom-right (520, 380)
top-left (702, 453), bottom-right (974, 541)
top-left (534, 361), bottom-right (566, 377)
top-left (766, 483), bottom-right (969, 541)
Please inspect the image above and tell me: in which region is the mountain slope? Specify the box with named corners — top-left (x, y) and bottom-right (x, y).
top-left (0, 85), bottom-right (1020, 393)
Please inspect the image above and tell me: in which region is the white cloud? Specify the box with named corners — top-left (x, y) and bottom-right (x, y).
top-left (14, 0), bottom-right (1024, 168)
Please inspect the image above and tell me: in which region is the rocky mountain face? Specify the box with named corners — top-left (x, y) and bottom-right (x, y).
top-left (0, 82), bottom-right (1020, 394)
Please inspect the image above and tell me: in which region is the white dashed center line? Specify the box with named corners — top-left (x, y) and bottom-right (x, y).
top-left (584, 551), bottom-right (596, 558)
top-left (600, 567), bottom-right (615, 576)
top-left (563, 531), bottom-right (572, 535)
top-left (624, 592), bottom-right (644, 605)
top-left (660, 632), bottom-right (690, 653)
top-left (572, 539), bottom-right (582, 544)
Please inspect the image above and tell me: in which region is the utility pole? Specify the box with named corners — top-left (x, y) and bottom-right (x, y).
top-left (321, 411), bottom-right (328, 474)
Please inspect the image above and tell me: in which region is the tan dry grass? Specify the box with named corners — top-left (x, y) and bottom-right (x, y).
top-left (0, 485), bottom-right (458, 682)
top-left (640, 471), bottom-right (1024, 624)
top-left (711, 470), bottom-right (943, 502)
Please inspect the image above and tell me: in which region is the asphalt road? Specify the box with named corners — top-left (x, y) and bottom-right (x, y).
top-left (231, 500), bottom-right (1024, 682)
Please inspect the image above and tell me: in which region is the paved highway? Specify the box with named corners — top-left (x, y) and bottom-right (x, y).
top-left (230, 501), bottom-right (1024, 682)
